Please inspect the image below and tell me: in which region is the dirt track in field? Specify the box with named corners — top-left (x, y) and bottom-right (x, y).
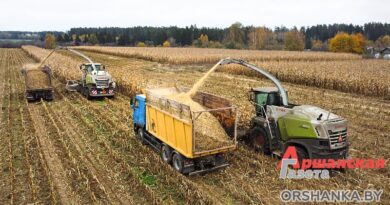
top-left (1, 48), bottom-right (389, 204)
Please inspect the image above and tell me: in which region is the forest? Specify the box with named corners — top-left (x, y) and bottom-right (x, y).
top-left (1, 22), bottom-right (390, 50)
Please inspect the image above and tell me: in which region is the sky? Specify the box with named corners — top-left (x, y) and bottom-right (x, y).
top-left (0, 0), bottom-right (389, 31)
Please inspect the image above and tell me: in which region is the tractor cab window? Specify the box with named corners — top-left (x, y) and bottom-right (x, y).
top-left (85, 65), bottom-right (94, 73)
top-left (255, 92), bottom-right (268, 116)
top-left (255, 93), bottom-right (268, 106)
top-left (267, 92), bottom-right (282, 106)
top-left (84, 64), bottom-right (103, 72)
top-left (94, 65), bottom-right (103, 71)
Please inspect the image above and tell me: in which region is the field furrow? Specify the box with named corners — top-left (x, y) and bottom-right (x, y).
top-left (20, 104), bottom-right (57, 203)
top-left (13, 49), bottom-right (57, 204)
top-left (0, 49), bottom-right (13, 204)
top-left (0, 49), bottom-right (41, 204)
top-left (28, 103), bottom-right (86, 204)
top-left (9, 50), bottom-right (33, 203)
top-left (48, 97), bottom-right (149, 204)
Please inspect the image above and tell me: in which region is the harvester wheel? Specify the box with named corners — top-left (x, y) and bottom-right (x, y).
top-left (250, 127), bottom-right (271, 154)
top-left (295, 146), bottom-right (309, 163)
top-left (161, 144), bottom-right (172, 164)
top-left (86, 88), bottom-right (92, 100)
top-left (82, 87), bottom-right (87, 96)
top-left (172, 152), bottom-right (184, 173)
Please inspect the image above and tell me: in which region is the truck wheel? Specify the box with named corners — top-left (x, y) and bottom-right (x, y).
top-left (250, 127), bottom-right (271, 154)
top-left (161, 144), bottom-right (172, 164)
top-left (137, 128), bottom-right (146, 145)
top-left (172, 152), bottom-right (184, 173)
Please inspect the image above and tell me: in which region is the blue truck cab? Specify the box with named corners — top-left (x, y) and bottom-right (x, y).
top-left (131, 94), bottom-right (146, 128)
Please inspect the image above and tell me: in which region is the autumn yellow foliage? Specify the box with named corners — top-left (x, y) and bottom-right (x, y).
top-left (45, 33), bottom-right (56, 49)
top-left (329, 32), bottom-right (366, 54)
top-left (136, 42), bottom-right (146, 47)
top-left (162, 41), bottom-right (170, 47)
top-left (198, 34), bottom-right (209, 47)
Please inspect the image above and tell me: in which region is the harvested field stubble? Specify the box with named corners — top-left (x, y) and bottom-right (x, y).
top-left (21, 47), bottom-right (221, 204)
top-left (0, 49), bottom-right (56, 204)
top-left (20, 46), bottom-right (390, 204)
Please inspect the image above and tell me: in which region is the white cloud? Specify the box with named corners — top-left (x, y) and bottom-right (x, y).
top-left (0, 0), bottom-right (388, 31)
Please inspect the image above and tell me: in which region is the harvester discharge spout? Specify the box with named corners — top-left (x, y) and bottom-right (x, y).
top-left (218, 58), bottom-right (289, 106)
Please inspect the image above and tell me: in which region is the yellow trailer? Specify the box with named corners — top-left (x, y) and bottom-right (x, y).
top-left (132, 87), bottom-right (238, 175)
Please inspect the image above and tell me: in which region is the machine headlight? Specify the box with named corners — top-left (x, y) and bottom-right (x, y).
top-left (315, 125), bottom-right (328, 139)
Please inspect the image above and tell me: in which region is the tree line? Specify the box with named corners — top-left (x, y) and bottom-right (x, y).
top-left (60, 23), bottom-right (390, 52)
top-left (3, 22), bottom-right (390, 52)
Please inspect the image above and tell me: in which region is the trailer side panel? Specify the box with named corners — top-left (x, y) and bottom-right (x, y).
top-left (146, 104), bottom-right (193, 158)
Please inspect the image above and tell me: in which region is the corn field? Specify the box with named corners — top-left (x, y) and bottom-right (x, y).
top-left (1, 46), bottom-right (389, 204)
top-left (74, 46), bottom-right (390, 98)
top-left (221, 59), bottom-right (390, 97)
top-left (76, 46), bottom-right (361, 64)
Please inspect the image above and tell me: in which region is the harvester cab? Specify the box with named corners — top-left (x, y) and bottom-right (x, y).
top-left (80, 63), bottom-right (106, 73)
top-left (78, 62), bottom-right (115, 99)
top-left (248, 88), bottom-right (348, 162)
top-left (249, 87), bottom-right (285, 116)
top-left (219, 58), bottom-right (349, 161)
